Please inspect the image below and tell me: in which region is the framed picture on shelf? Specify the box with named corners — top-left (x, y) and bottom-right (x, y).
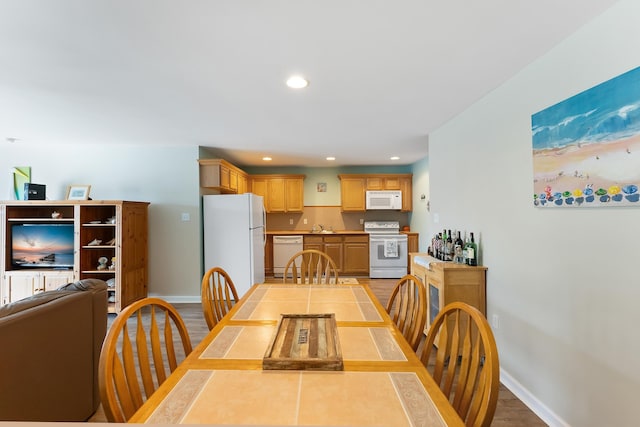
top-left (66, 184), bottom-right (91, 200)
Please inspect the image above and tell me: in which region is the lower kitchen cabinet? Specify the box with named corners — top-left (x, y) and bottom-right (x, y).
top-left (264, 235), bottom-right (273, 276)
top-left (303, 234), bottom-right (369, 276)
top-left (343, 235), bottom-right (369, 275)
top-left (410, 253), bottom-right (487, 332)
top-left (403, 232), bottom-right (419, 270)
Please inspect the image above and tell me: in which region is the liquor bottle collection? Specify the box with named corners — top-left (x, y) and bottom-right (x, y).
top-left (427, 229), bottom-right (478, 266)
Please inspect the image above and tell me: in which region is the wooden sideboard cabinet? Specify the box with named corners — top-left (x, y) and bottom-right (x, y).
top-left (338, 174), bottom-right (413, 212)
top-left (410, 253), bottom-right (487, 331)
top-left (1, 200), bottom-right (149, 313)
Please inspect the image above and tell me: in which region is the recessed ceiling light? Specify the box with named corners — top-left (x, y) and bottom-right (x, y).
top-left (262, 156), bottom-right (272, 161)
top-left (390, 156), bottom-right (400, 161)
top-left (326, 156), bottom-right (336, 161)
top-left (286, 75), bottom-right (309, 89)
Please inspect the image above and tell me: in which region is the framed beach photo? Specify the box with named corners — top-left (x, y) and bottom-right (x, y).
top-left (66, 184), bottom-right (91, 200)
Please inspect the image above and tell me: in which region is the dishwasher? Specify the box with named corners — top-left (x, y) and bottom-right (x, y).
top-left (273, 235), bottom-right (303, 278)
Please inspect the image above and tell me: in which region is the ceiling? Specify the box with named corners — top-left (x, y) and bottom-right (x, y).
top-left (0, 0), bottom-right (620, 167)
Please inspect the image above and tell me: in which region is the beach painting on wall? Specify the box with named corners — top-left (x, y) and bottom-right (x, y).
top-left (532, 66), bottom-right (640, 207)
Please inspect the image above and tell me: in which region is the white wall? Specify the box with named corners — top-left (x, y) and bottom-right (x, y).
top-left (425, 1), bottom-right (640, 425)
top-left (409, 155), bottom-right (429, 251)
top-left (1, 143), bottom-right (202, 299)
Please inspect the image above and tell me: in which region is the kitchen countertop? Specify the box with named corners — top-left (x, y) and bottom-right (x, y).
top-left (266, 230), bottom-right (367, 235)
top-left (266, 230), bottom-right (418, 235)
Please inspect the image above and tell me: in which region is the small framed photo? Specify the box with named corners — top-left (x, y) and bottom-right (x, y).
top-left (66, 184), bottom-right (91, 200)
top-left (317, 182), bottom-right (327, 192)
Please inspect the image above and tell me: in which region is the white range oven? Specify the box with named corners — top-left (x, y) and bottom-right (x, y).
top-left (365, 221), bottom-right (408, 279)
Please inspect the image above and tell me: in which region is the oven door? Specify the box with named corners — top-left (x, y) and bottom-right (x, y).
top-left (368, 234), bottom-right (408, 278)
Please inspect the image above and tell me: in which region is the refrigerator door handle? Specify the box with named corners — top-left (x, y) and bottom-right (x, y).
top-left (262, 206), bottom-right (267, 246)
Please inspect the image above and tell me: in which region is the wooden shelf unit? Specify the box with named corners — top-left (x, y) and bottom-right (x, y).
top-left (1, 200), bottom-right (149, 313)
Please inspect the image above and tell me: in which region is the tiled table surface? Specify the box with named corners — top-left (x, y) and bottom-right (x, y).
top-left (129, 284), bottom-right (463, 427)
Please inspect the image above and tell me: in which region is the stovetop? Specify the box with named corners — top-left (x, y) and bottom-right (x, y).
top-left (364, 221), bottom-right (400, 234)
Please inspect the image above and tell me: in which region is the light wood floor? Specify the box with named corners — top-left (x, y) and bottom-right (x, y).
top-left (90, 278), bottom-right (547, 425)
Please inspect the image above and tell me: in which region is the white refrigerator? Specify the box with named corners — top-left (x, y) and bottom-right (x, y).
top-left (203, 193), bottom-right (266, 296)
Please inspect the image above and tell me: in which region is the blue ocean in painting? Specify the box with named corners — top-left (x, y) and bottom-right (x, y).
top-left (532, 66), bottom-right (640, 150)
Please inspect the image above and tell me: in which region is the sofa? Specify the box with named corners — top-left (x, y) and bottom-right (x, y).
top-left (0, 278), bottom-right (108, 421)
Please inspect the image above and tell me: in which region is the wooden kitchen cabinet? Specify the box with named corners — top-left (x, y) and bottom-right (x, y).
top-left (366, 176), bottom-right (401, 190)
top-left (339, 177), bottom-right (366, 211)
top-left (303, 235), bottom-right (324, 252)
top-left (410, 254), bottom-right (487, 332)
top-left (250, 175), bottom-right (305, 213)
top-left (339, 174), bottom-right (412, 212)
top-left (323, 236), bottom-right (344, 274)
top-left (251, 177), bottom-right (268, 200)
top-left (404, 232), bottom-right (419, 269)
top-left (303, 234), bottom-right (369, 275)
top-left (264, 234), bottom-right (273, 276)
top-left (199, 159), bottom-right (249, 194)
top-left (399, 177), bottom-right (413, 211)
top-left (343, 235), bottom-right (369, 275)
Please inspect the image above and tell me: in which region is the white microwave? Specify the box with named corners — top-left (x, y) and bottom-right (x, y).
top-left (365, 190), bottom-right (402, 210)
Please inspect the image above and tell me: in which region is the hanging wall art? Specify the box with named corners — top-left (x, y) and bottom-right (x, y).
top-left (532, 66), bottom-right (640, 207)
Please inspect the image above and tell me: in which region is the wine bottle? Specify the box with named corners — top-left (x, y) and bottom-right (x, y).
top-left (454, 231), bottom-right (464, 263)
top-left (466, 232), bottom-right (478, 266)
top-left (462, 233), bottom-right (469, 264)
top-left (446, 229), bottom-right (453, 261)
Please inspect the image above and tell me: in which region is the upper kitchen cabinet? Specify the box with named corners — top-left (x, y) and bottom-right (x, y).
top-left (198, 159), bottom-right (249, 194)
top-left (250, 175), bottom-right (305, 213)
top-left (339, 174), bottom-right (413, 212)
top-left (338, 176), bottom-right (367, 211)
top-left (366, 176), bottom-right (401, 190)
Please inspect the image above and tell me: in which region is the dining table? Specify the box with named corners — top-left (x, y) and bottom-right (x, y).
top-left (128, 282), bottom-right (464, 426)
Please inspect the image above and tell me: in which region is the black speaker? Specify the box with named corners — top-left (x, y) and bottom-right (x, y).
top-left (24, 183), bottom-right (46, 200)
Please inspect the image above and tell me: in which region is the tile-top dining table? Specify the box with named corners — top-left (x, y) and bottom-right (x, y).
top-left (129, 283), bottom-right (464, 426)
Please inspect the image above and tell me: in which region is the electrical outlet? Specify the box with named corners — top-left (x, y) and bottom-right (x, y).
top-left (360, 218), bottom-right (364, 225)
top-left (491, 314), bottom-right (500, 330)
top-left (289, 218), bottom-right (293, 225)
top-left (303, 218), bottom-right (307, 224)
top-left (181, 213), bottom-right (190, 222)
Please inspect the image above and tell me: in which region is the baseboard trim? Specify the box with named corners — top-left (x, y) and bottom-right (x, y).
top-left (500, 368), bottom-right (570, 427)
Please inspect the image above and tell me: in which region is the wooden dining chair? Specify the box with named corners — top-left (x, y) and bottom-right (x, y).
top-left (419, 302), bottom-right (500, 427)
top-left (283, 249), bottom-right (339, 284)
top-left (385, 274), bottom-right (427, 351)
top-left (98, 297), bottom-right (193, 423)
top-left (201, 266), bottom-right (240, 330)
